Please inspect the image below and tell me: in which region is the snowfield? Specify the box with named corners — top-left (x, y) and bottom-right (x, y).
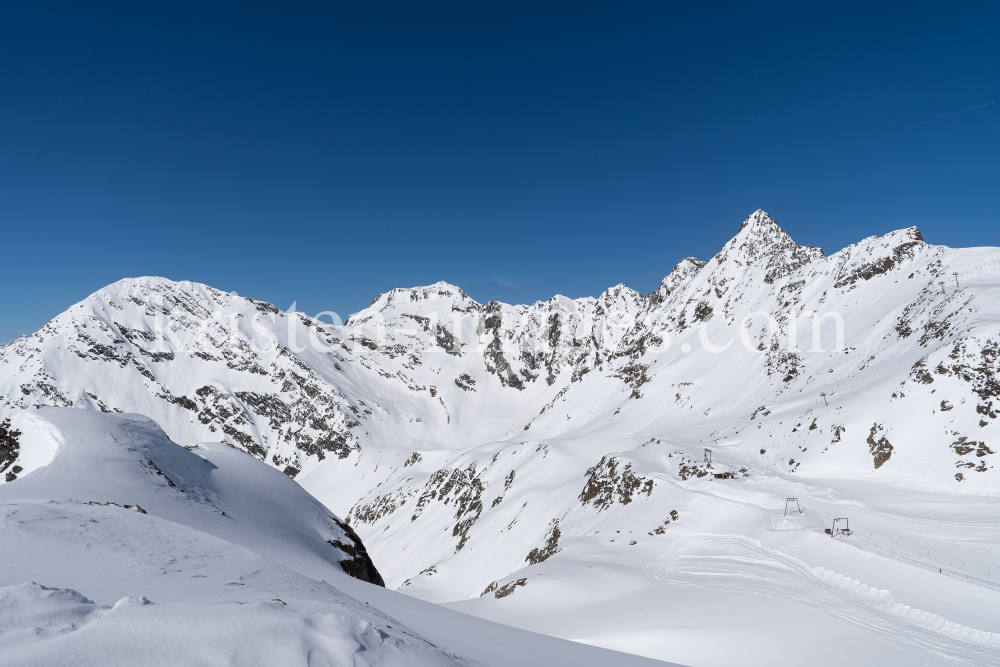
top-left (2, 209), bottom-right (999, 665)
top-left (0, 408), bottom-right (669, 666)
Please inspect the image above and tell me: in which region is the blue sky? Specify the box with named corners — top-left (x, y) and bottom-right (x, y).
top-left (1, 2), bottom-right (997, 342)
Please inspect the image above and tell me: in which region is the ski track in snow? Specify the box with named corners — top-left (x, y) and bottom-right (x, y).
top-left (648, 533), bottom-right (999, 662)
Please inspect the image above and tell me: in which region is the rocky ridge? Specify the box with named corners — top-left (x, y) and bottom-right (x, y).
top-left (2, 210), bottom-right (1000, 630)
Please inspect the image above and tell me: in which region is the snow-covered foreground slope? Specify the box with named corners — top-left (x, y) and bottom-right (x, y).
top-left (0, 408), bottom-right (671, 666)
top-left (2, 210), bottom-right (1000, 665)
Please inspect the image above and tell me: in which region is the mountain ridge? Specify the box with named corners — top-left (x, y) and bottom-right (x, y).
top-left (2, 209), bottom-right (999, 665)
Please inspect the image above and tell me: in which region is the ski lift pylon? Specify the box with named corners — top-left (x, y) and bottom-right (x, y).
top-left (829, 517), bottom-right (852, 537)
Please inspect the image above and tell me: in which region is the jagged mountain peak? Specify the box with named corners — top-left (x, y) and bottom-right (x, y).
top-left (674, 257), bottom-right (707, 271)
top-left (597, 283), bottom-right (642, 304)
top-left (738, 208), bottom-right (775, 230)
top-left (713, 209), bottom-right (825, 284)
top-left (730, 209), bottom-right (807, 250)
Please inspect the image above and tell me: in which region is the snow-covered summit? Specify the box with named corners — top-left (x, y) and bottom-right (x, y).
top-left (715, 209), bottom-right (825, 284)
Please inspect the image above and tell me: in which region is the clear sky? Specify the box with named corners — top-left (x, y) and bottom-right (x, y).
top-left (1, 2), bottom-right (997, 342)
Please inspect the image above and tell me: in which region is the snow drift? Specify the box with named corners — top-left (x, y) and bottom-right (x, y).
top-left (0, 408), bottom-right (670, 667)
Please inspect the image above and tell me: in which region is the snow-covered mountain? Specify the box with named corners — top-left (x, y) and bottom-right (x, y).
top-left (2, 209), bottom-right (999, 666)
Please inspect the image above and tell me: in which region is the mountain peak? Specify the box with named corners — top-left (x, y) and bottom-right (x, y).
top-left (714, 210), bottom-right (824, 284)
top-left (726, 209), bottom-right (803, 251)
top-left (739, 208), bottom-right (776, 232)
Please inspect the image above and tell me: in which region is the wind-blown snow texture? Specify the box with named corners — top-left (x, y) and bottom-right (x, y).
top-left (2, 210), bottom-right (1000, 665)
top-left (0, 408), bottom-right (468, 666)
top-left (0, 408), bottom-right (668, 667)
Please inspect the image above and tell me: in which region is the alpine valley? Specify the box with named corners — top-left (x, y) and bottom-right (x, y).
top-left (2, 210), bottom-right (999, 666)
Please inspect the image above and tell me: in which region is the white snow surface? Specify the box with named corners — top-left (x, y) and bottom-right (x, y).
top-left (2, 209), bottom-right (1000, 665)
top-left (0, 408), bottom-right (669, 666)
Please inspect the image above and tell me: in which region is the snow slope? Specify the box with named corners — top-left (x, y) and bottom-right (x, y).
top-left (2, 209), bottom-right (999, 665)
top-left (0, 408), bottom-right (671, 666)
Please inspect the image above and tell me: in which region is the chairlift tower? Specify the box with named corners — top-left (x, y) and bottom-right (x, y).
top-left (831, 517), bottom-right (852, 537)
top-left (784, 498), bottom-right (802, 516)
top-left (704, 448), bottom-right (712, 464)
top-left (953, 272), bottom-right (960, 289)
top-left (820, 392), bottom-right (828, 407)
